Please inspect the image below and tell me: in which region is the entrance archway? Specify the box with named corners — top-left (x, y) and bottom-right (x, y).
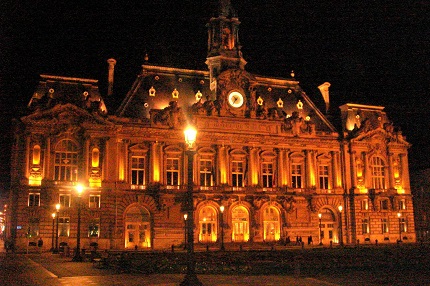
top-left (319, 208), bottom-right (337, 244)
top-left (125, 205), bottom-right (151, 249)
top-left (263, 206), bottom-right (280, 242)
top-left (232, 206), bottom-right (249, 242)
top-left (199, 206), bottom-right (217, 243)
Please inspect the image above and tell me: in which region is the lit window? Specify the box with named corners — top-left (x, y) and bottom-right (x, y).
top-left (291, 163), bottom-right (302, 188)
top-left (89, 195), bottom-right (100, 208)
top-left (381, 218), bottom-right (389, 233)
top-left (131, 156), bottom-right (145, 185)
top-left (59, 194), bottom-right (71, 207)
top-left (361, 199), bottom-right (369, 210)
top-left (28, 218), bottom-right (40, 238)
top-left (362, 218), bottom-right (369, 234)
top-left (54, 140), bottom-right (78, 182)
top-left (88, 220), bottom-right (100, 237)
top-left (398, 200), bottom-right (406, 210)
top-left (371, 156), bottom-right (385, 189)
top-left (166, 158), bottom-right (179, 186)
top-left (28, 193), bottom-right (40, 207)
top-left (400, 218), bottom-right (407, 232)
top-left (59, 217), bottom-right (70, 237)
top-left (262, 162), bottom-right (274, 188)
top-left (318, 165), bottom-right (329, 189)
top-left (199, 159), bottom-right (213, 187)
top-left (232, 161), bottom-right (244, 187)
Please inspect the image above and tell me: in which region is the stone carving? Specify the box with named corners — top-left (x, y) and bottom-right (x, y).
top-left (151, 101), bottom-right (184, 128)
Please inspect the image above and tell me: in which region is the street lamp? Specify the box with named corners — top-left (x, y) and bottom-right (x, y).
top-left (180, 126), bottom-right (202, 286)
top-left (338, 205), bottom-right (343, 246)
top-left (51, 213), bottom-right (56, 251)
top-left (72, 184), bottom-right (84, 262)
top-left (318, 213), bottom-right (322, 245)
top-left (53, 204), bottom-right (60, 253)
top-left (397, 212), bottom-right (402, 242)
top-left (183, 213), bottom-right (188, 250)
top-left (220, 205), bottom-right (225, 251)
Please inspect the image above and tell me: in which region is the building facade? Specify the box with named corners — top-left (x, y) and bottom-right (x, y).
top-left (9, 1), bottom-right (415, 251)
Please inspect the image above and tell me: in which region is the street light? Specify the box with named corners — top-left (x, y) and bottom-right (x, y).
top-left (220, 205), bottom-right (225, 251)
top-left (180, 126), bottom-right (202, 286)
top-left (318, 213), bottom-right (322, 245)
top-left (53, 204), bottom-right (60, 253)
top-left (397, 212), bottom-right (402, 242)
top-left (51, 213), bottom-right (56, 251)
top-left (338, 205), bottom-right (344, 246)
top-left (72, 184), bottom-right (84, 262)
top-left (183, 213), bottom-right (188, 250)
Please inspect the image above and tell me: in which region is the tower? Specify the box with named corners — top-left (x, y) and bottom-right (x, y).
top-left (205, 0), bottom-right (247, 91)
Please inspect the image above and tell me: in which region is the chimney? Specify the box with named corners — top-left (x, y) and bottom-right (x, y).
top-left (107, 58), bottom-right (117, 96)
top-left (318, 82), bottom-right (331, 113)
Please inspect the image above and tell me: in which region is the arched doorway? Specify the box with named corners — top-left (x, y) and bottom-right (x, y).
top-left (263, 206), bottom-right (280, 242)
top-left (319, 208), bottom-right (337, 244)
top-left (199, 206), bottom-right (217, 243)
top-left (125, 205), bottom-right (151, 249)
top-left (232, 206), bottom-right (249, 242)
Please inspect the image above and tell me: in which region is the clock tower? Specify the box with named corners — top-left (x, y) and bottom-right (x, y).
top-left (205, 0), bottom-right (247, 92)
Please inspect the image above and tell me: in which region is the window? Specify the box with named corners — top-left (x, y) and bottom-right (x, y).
top-left (232, 160), bottom-right (244, 187)
top-left (28, 193), bottom-right (40, 207)
top-left (361, 199), bottom-right (369, 210)
top-left (59, 194), bottom-right (71, 207)
top-left (318, 165), bottom-right (329, 189)
top-left (88, 220), bottom-right (100, 237)
top-left (291, 163), bottom-right (302, 188)
top-left (89, 195), bottom-right (100, 208)
top-left (166, 158), bottom-right (179, 186)
top-left (380, 200), bottom-right (389, 210)
top-left (400, 218), bottom-right (407, 233)
top-left (371, 156), bottom-right (385, 189)
top-left (381, 218), bottom-right (389, 233)
top-left (28, 217), bottom-right (40, 238)
top-left (199, 159), bottom-right (213, 187)
top-left (131, 156), bottom-right (145, 185)
top-left (54, 140), bottom-right (78, 182)
top-left (362, 218), bottom-right (369, 234)
top-left (59, 217), bottom-right (70, 237)
top-left (262, 162), bottom-right (273, 188)
top-left (398, 199), bottom-right (406, 210)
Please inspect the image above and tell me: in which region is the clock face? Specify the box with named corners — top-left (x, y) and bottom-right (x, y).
top-left (228, 91), bottom-right (244, 108)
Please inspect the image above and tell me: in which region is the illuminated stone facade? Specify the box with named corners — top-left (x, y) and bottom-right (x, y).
top-left (9, 1), bottom-right (415, 251)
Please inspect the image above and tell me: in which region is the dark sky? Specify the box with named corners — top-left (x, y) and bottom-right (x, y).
top-left (1, 0), bottom-right (429, 186)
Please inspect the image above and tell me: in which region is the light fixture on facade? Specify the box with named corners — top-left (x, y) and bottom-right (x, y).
top-left (277, 98), bottom-right (284, 108)
top-left (149, 86), bottom-right (156, 96)
top-left (172, 88), bottom-right (179, 99)
top-left (195, 90), bottom-right (202, 101)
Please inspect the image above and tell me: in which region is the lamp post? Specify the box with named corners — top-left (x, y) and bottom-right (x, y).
top-left (397, 212), bottom-right (402, 242)
top-left (183, 213), bottom-right (188, 250)
top-left (338, 205), bottom-right (343, 246)
top-left (180, 126), bottom-right (202, 286)
top-left (318, 213), bottom-right (322, 245)
top-left (51, 213), bottom-right (56, 251)
top-left (72, 184), bottom-right (84, 262)
top-left (53, 204), bottom-right (60, 253)
top-left (220, 205), bottom-right (225, 251)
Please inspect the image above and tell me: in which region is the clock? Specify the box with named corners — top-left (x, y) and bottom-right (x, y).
top-left (227, 91), bottom-right (244, 108)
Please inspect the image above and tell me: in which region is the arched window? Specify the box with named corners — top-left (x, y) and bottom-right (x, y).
top-left (263, 206), bottom-right (280, 242)
top-left (232, 206), bottom-right (249, 242)
top-left (54, 140), bottom-right (78, 181)
top-left (371, 156), bottom-right (386, 189)
top-left (199, 206), bottom-right (217, 243)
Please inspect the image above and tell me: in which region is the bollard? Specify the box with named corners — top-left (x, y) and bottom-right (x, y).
top-left (375, 239), bottom-right (378, 246)
top-left (329, 241), bottom-right (333, 248)
top-left (171, 244), bottom-right (174, 253)
top-left (206, 244), bottom-right (209, 252)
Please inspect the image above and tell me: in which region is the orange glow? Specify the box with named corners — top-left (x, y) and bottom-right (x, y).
top-left (92, 148), bottom-right (100, 168)
top-left (28, 175), bottom-right (42, 186)
top-left (32, 145), bottom-right (41, 165)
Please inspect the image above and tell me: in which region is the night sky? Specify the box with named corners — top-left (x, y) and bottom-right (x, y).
top-left (1, 1), bottom-right (429, 188)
